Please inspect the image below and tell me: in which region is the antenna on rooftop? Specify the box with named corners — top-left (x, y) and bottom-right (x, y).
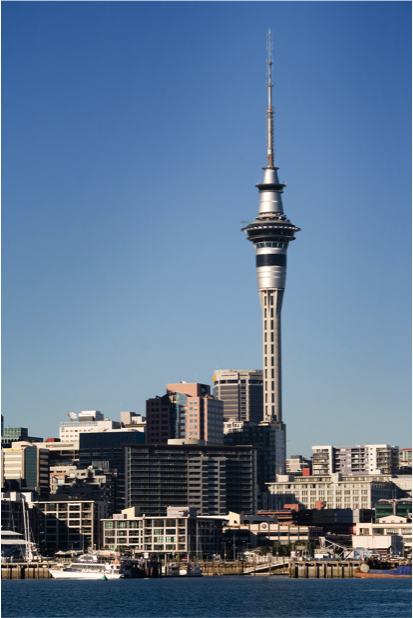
top-left (67, 412), bottom-right (77, 421)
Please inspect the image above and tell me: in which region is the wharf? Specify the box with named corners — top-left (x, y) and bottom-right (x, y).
top-left (2, 562), bottom-right (54, 579)
top-left (289, 560), bottom-right (360, 578)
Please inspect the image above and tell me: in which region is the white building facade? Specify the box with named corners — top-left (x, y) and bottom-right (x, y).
top-left (268, 473), bottom-right (398, 511)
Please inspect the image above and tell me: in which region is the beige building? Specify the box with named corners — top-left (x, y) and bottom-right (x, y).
top-left (1, 442), bottom-right (49, 492)
top-left (102, 506), bottom-right (223, 556)
top-left (268, 473), bottom-right (396, 511)
top-left (223, 521), bottom-right (323, 549)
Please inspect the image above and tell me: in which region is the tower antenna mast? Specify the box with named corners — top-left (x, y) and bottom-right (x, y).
top-left (267, 29), bottom-right (274, 168)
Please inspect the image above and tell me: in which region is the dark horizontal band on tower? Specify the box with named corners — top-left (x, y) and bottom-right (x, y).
top-left (256, 254), bottom-right (286, 268)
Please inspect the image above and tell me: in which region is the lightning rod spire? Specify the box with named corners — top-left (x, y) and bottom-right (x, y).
top-left (266, 29), bottom-right (274, 168)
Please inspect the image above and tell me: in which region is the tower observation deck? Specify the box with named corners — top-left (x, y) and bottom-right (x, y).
top-left (242, 31), bottom-right (300, 425)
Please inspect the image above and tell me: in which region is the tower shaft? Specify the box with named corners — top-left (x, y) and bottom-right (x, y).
top-left (260, 289), bottom-right (283, 422)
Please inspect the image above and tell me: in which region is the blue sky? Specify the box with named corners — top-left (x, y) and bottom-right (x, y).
top-left (2, 2), bottom-right (411, 457)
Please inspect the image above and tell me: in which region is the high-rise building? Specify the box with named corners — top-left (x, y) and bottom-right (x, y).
top-left (241, 31), bottom-right (300, 425)
top-left (125, 443), bottom-right (257, 516)
top-left (79, 431), bottom-right (145, 513)
top-left (223, 421), bottom-right (285, 508)
top-left (146, 383), bottom-right (224, 445)
top-left (312, 444), bottom-right (400, 476)
top-left (212, 370), bottom-right (263, 423)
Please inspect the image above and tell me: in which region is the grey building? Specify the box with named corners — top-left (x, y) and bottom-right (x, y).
top-left (30, 496), bottom-right (108, 555)
top-left (223, 421), bottom-right (285, 508)
top-left (50, 465), bottom-right (116, 516)
top-left (79, 431), bottom-right (145, 513)
top-left (213, 370), bottom-right (263, 423)
top-left (125, 443), bottom-right (257, 516)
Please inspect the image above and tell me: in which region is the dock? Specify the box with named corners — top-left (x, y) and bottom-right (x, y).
top-left (289, 560), bottom-right (359, 578)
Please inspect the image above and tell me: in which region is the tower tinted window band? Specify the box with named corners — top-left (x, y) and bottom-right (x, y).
top-left (256, 254), bottom-right (286, 268)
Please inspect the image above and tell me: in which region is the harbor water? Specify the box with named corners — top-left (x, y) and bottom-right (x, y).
top-left (2, 577), bottom-right (412, 618)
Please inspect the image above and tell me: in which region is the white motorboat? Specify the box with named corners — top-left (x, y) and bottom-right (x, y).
top-left (179, 564), bottom-right (203, 577)
top-left (162, 562), bottom-right (203, 577)
top-left (49, 554), bottom-right (132, 579)
top-left (162, 563), bottom-right (180, 576)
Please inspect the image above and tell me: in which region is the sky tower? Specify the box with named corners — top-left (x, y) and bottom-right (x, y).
top-left (242, 31), bottom-right (300, 426)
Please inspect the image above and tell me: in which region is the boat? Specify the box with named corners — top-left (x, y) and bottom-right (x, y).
top-left (162, 563), bottom-right (180, 576)
top-left (355, 563), bottom-right (412, 579)
top-left (179, 564), bottom-right (203, 577)
top-left (162, 562), bottom-right (203, 577)
top-left (49, 554), bottom-right (133, 579)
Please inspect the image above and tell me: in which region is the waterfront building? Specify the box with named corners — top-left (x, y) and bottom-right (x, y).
top-left (146, 383), bottom-right (224, 445)
top-left (257, 507), bottom-right (373, 534)
top-left (355, 517), bottom-right (412, 553)
top-left (352, 525), bottom-right (405, 557)
top-left (125, 443), bottom-right (257, 516)
top-left (222, 521), bottom-right (322, 552)
top-left (212, 370), bottom-right (263, 423)
top-left (223, 421), bottom-right (285, 509)
top-left (240, 31), bottom-right (300, 428)
top-left (1, 442), bottom-right (49, 494)
top-left (30, 496), bottom-right (108, 554)
top-left (267, 472), bottom-right (402, 511)
top-left (312, 444), bottom-right (399, 476)
top-left (102, 505), bottom-right (223, 557)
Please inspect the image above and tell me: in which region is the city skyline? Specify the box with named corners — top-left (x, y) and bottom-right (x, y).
top-left (2, 2), bottom-right (411, 456)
